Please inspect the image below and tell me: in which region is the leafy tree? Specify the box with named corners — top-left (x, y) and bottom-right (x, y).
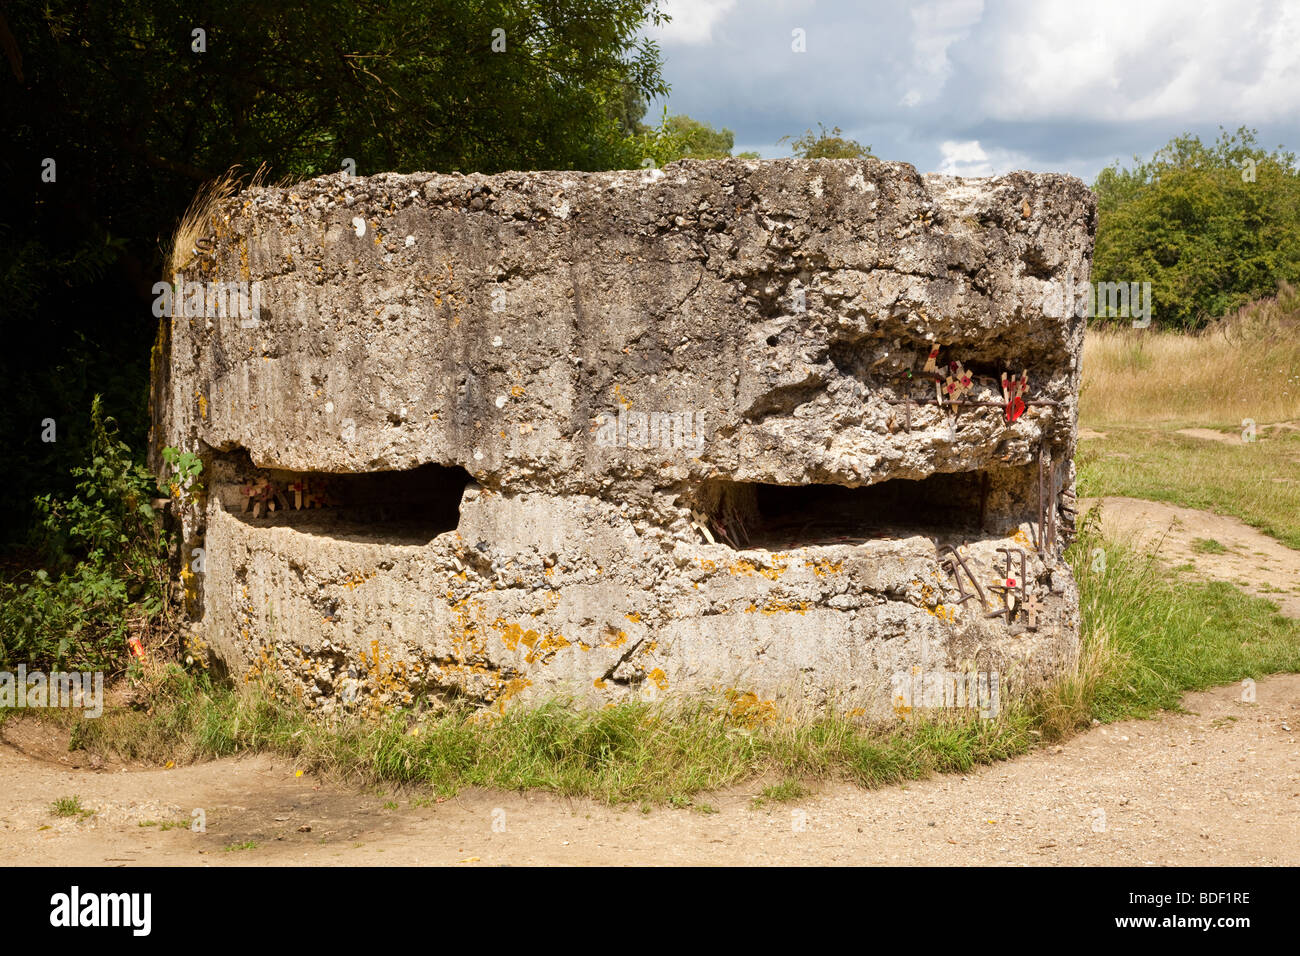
top-left (660, 114), bottom-right (737, 159)
top-left (0, 0), bottom-right (670, 543)
top-left (633, 109), bottom-right (757, 166)
top-left (1092, 127), bottom-right (1300, 329)
top-left (780, 123), bottom-right (871, 159)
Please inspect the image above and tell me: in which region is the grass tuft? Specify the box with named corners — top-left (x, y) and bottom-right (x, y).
top-left (50, 796), bottom-right (91, 819)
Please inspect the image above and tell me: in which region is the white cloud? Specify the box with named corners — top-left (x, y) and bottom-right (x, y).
top-left (955, 0), bottom-right (1300, 123)
top-left (937, 140), bottom-right (1032, 176)
top-left (647, 0), bottom-right (739, 46)
top-left (902, 0), bottom-right (985, 106)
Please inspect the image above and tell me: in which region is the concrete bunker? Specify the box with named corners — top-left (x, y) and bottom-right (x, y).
top-left (155, 157), bottom-right (1095, 717)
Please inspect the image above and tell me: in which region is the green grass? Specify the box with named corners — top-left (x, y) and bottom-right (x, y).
top-left (1192, 537), bottom-right (1228, 554)
top-left (1071, 515), bottom-right (1300, 721)
top-left (1078, 425), bottom-right (1300, 549)
top-left (50, 796), bottom-right (93, 820)
top-left (139, 819), bottom-right (189, 831)
top-left (223, 840), bottom-right (258, 852)
top-left (11, 526), bottom-right (1299, 805)
top-left (50, 796), bottom-right (83, 817)
top-left (751, 778), bottom-right (810, 808)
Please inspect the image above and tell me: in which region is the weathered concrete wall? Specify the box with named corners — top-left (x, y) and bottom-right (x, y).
top-left (155, 157), bottom-right (1095, 717)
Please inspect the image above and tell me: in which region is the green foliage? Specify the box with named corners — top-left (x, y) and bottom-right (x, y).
top-left (779, 123), bottom-right (871, 160)
top-left (161, 446), bottom-right (204, 497)
top-left (656, 114), bottom-right (738, 160)
top-left (1092, 127), bottom-right (1300, 329)
top-left (50, 796), bottom-right (90, 818)
top-left (0, 0), bottom-right (671, 543)
top-left (633, 109), bottom-right (751, 166)
top-left (0, 399), bottom-right (172, 670)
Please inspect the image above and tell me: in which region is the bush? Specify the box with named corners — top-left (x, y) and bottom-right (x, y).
top-left (0, 397), bottom-right (173, 670)
top-left (1092, 127), bottom-right (1300, 329)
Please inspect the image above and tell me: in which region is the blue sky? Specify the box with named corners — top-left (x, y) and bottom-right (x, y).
top-left (643, 0), bottom-right (1300, 183)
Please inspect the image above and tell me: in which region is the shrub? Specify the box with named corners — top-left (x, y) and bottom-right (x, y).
top-left (0, 397), bottom-right (174, 670)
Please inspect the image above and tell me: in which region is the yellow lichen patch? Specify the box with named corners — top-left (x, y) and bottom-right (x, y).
top-left (893, 694), bottom-right (913, 717)
top-left (603, 628), bottom-right (628, 648)
top-left (510, 385), bottom-right (525, 397)
top-left (1011, 528), bottom-right (1032, 547)
top-left (804, 557), bottom-right (843, 576)
top-left (696, 557), bottom-right (717, 572)
top-left (721, 689), bottom-right (777, 727)
top-left (342, 570), bottom-right (375, 589)
top-left (745, 598), bottom-right (809, 615)
top-left (925, 603), bottom-right (956, 623)
top-left (494, 618), bottom-right (570, 664)
top-left (535, 632), bottom-right (571, 657)
top-left (496, 677), bottom-right (533, 712)
top-left (593, 677), bottom-right (608, 689)
top-left (195, 391), bottom-right (208, 420)
top-left (612, 383), bottom-right (632, 409)
top-left (648, 668), bottom-right (668, 690)
top-left (726, 558), bottom-right (788, 580)
top-left (625, 612), bottom-right (641, 623)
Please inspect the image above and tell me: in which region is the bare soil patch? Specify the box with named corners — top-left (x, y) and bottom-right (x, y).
top-left (1082, 496), bottom-right (1300, 618)
top-left (3, 673), bottom-right (1298, 866)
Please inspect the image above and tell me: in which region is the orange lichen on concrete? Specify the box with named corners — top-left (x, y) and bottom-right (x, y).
top-left (744, 598), bottom-right (809, 615)
top-left (727, 557), bottom-right (788, 581)
top-left (804, 557), bottom-right (843, 577)
top-left (721, 689), bottom-right (777, 726)
top-left (925, 603), bottom-right (956, 623)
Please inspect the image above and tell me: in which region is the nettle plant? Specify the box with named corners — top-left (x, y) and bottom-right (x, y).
top-left (0, 399), bottom-right (179, 670)
top-left (162, 445), bottom-right (204, 499)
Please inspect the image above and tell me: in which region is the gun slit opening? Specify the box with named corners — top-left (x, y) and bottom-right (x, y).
top-left (213, 450), bottom-right (473, 544)
top-left (693, 470), bottom-right (1024, 550)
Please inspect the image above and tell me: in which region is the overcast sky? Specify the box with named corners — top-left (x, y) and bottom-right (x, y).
top-left (643, 0), bottom-right (1300, 183)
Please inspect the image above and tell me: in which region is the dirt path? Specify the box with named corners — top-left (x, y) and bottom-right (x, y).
top-left (4, 496), bottom-right (1297, 867)
top-left (1082, 496), bottom-right (1300, 618)
top-left (2, 673), bottom-right (1297, 866)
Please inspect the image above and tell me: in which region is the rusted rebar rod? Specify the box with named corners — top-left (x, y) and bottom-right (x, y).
top-left (883, 398), bottom-right (1065, 408)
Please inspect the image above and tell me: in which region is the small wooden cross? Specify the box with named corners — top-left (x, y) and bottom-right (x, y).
top-left (957, 364), bottom-right (973, 397)
top-left (923, 345), bottom-right (941, 374)
top-left (1020, 593), bottom-right (1043, 629)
